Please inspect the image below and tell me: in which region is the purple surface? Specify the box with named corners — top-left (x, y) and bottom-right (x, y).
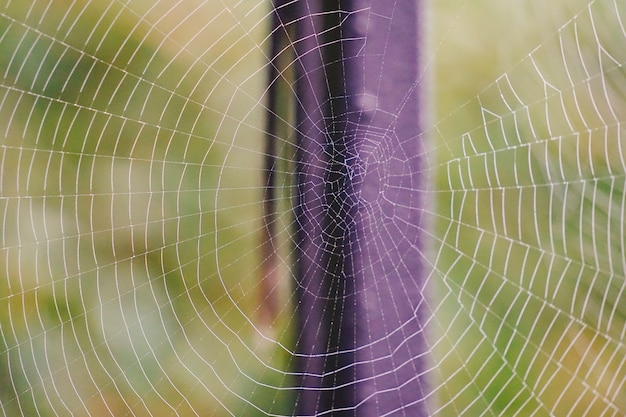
top-left (271, 1), bottom-right (429, 415)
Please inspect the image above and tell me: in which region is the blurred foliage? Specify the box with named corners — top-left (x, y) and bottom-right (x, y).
top-left (0, 0), bottom-right (293, 415)
top-left (433, 0), bottom-right (626, 415)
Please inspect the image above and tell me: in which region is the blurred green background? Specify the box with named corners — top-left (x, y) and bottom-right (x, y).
top-left (1, 0), bottom-right (625, 416)
top-left (0, 1), bottom-right (294, 415)
top-left (432, 1), bottom-right (626, 415)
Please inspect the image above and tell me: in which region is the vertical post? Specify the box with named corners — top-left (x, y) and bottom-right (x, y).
top-left (269, 1), bottom-right (429, 415)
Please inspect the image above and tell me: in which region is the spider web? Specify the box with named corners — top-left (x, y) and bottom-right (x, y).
top-left (0, 0), bottom-right (624, 416)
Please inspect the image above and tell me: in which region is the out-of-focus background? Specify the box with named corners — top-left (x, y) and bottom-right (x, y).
top-left (1, 0), bottom-right (625, 416)
top-left (0, 1), bottom-right (294, 415)
top-left (432, 1), bottom-right (626, 414)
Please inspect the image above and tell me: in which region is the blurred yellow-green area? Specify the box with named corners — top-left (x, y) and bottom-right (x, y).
top-left (0, 1), bottom-right (294, 415)
top-left (0, 0), bottom-right (625, 416)
top-left (432, 1), bottom-right (626, 415)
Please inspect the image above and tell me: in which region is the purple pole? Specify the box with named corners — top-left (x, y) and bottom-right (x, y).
top-left (270, 1), bottom-right (429, 415)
